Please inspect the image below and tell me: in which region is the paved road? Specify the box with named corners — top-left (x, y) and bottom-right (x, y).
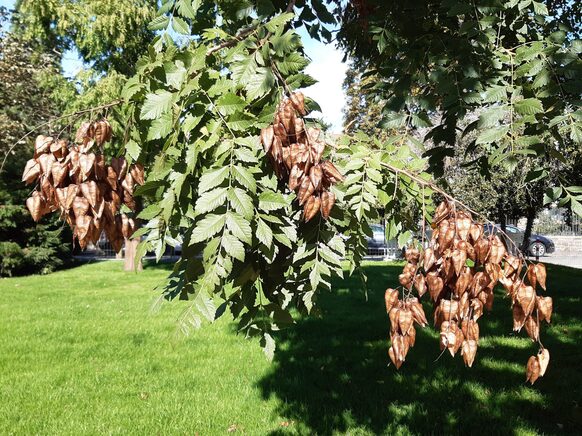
top-left (539, 252), bottom-right (582, 269)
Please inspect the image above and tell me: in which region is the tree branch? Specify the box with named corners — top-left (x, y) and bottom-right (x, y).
top-left (206, 26), bottom-right (258, 56)
top-left (378, 160), bottom-right (529, 261)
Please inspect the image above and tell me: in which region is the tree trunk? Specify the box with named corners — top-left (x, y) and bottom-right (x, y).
top-left (124, 237), bottom-right (142, 271)
top-left (520, 207), bottom-right (536, 255)
top-left (499, 212), bottom-right (507, 233)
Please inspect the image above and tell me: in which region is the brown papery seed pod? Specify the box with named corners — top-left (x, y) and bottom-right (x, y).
top-left (38, 152), bottom-right (56, 178)
top-left (298, 177), bottom-right (315, 206)
top-left (517, 285), bottom-right (536, 316)
top-left (111, 157), bottom-right (127, 181)
top-left (526, 264), bottom-right (538, 289)
top-left (35, 135), bottom-right (52, 155)
top-left (405, 247), bottom-right (420, 264)
top-left (289, 92), bottom-right (306, 115)
top-left (72, 196), bottom-right (90, 218)
top-left (534, 263), bottom-right (547, 291)
top-left (398, 309), bottom-right (413, 334)
top-left (26, 192), bottom-right (45, 222)
top-left (524, 315), bottom-right (540, 341)
top-left (513, 303), bottom-right (527, 332)
top-left (388, 346), bottom-right (403, 369)
top-left (309, 165), bottom-right (323, 192)
top-left (130, 163), bottom-right (145, 186)
top-left (413, 273), bottom-right (427, 297)
top-left (536, 296), bottom-right (553, 323)
top-left (537, 349), bottom-right (550, 376)
top-left (426, 272), bottom-right (444, 301)
top-left (423, 247), bottom-right (436, 271)
top-left (461, 340), bottom-right (478, 367)
top-left (51, 162), bottom-right (68, 187)
top-left (94, 119), bottom-right (112, 146)
top-left (79, 153), bottom-right (96, 180)
top-left (303, 195), bottom-right (320, 222)
top-left (321, 161), bottom-right (344, 183)
top-left (80, 181), bottom-right (99, 207)
top-left (388, 307), bottom-right (400, 333)
top-left (75, 214), bottom-right (93, 241)
top-left (384, 288), bottom-right (399, 313)
top-left (526, 355), bottom-right (541, 384)
top-left (22, 159), bottom-right (41, 184)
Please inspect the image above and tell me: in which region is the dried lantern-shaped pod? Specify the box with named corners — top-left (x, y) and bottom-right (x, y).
top-left (72, 196), bottom-right (90, 218)
top-left (111, 156), bottom-right (128, 180)
top-left (384, 288), bottom-right (399, 313)
top-left (526, 355), bottom-right (541, 384)
top-left (80, 180), bottom-right (99, 207)
top-left (50, 139), bottom-right (68, 160)
top-left (79, 152), bottom-right (96, 180)
top-left (94, 119), bottom-right (112, 146)
top-left (130, 163), bottom-right (145, 185)
top-left (38, 152), bottom-right (56, 178)
top-left (75, 121), bottom-right (94, 144)
top-left (75, 214), bottom-right (93, 242)
top-left (26, 191), bottom-right (46, 222)
top-left (536, 296), bottom-right (553, 323)
top-left (120, 214), bottom-right (137, 239)
top-left (385, 200), bottom-right (551, 383)
top-left (461, 340), bottom-right (478, 367)
top-left (51, 161), bottom-right (68, 187)
top-left (533, 263), bottom-right (547, 291)
top-left (537, 349), bottom-right (550, 376)
top-left (260, 92), bottom-right (343, 221)
top-left (22, 159), bottom-right (41, 184)
top-left (34, 135), bottom-right (52, 156)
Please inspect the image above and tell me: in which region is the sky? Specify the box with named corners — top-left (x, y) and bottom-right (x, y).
top-left (0, 0), bottom-right (347, 131)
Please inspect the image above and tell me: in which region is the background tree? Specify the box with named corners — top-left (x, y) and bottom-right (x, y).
top-left (343, 63), bottom-right (386, 139)
top-left (0, 7), bottom-right (71, 276)
top-left (13, 0), bottom-right (157, 76)
top-left (3, 1), bottom-right (160, 271)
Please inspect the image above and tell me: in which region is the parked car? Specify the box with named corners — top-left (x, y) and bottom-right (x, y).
top-left (366, 224), bottom-right (401, 258)
top-left (484, 224), bottom-right (555, 256)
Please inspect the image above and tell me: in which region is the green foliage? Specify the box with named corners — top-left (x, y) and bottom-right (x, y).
top-left (0, 205), bottom-right (71, 277)
top-left (0, 10), bottom-right (72, 277)
top-left (14, 0), bottom-right (158, 75)
top-left (119, 1), bottom-right (436, 355)
top-left (337, 0), bottom-right (582, 213)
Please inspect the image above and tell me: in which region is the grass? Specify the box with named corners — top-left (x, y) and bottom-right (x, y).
top-left (0, 260), bottom-right (581, 435)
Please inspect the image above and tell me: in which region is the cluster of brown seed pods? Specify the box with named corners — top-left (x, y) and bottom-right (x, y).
top-left (385, 201), bottom-right (552, 384)
top-left (21, 119), bottom-right (144, 252)
top-left (260, 92), bottom-right (344, 221)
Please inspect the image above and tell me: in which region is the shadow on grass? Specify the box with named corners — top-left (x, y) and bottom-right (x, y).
top-left (259, 264), bottom-right (582, 435)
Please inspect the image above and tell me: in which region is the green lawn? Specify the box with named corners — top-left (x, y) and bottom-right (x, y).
top-left (0, 261), bottom-right (580, 435)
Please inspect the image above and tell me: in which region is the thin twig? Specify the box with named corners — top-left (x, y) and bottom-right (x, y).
top-left (378, 159), bottom-right (528, 262)
top-left (326, 134), bottom-right (529, 261)
top-left (206, 26), bottom-right (258, 56)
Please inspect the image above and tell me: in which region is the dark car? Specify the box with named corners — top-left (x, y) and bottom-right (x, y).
top-left (484, 224), bottom-right (555, 256)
